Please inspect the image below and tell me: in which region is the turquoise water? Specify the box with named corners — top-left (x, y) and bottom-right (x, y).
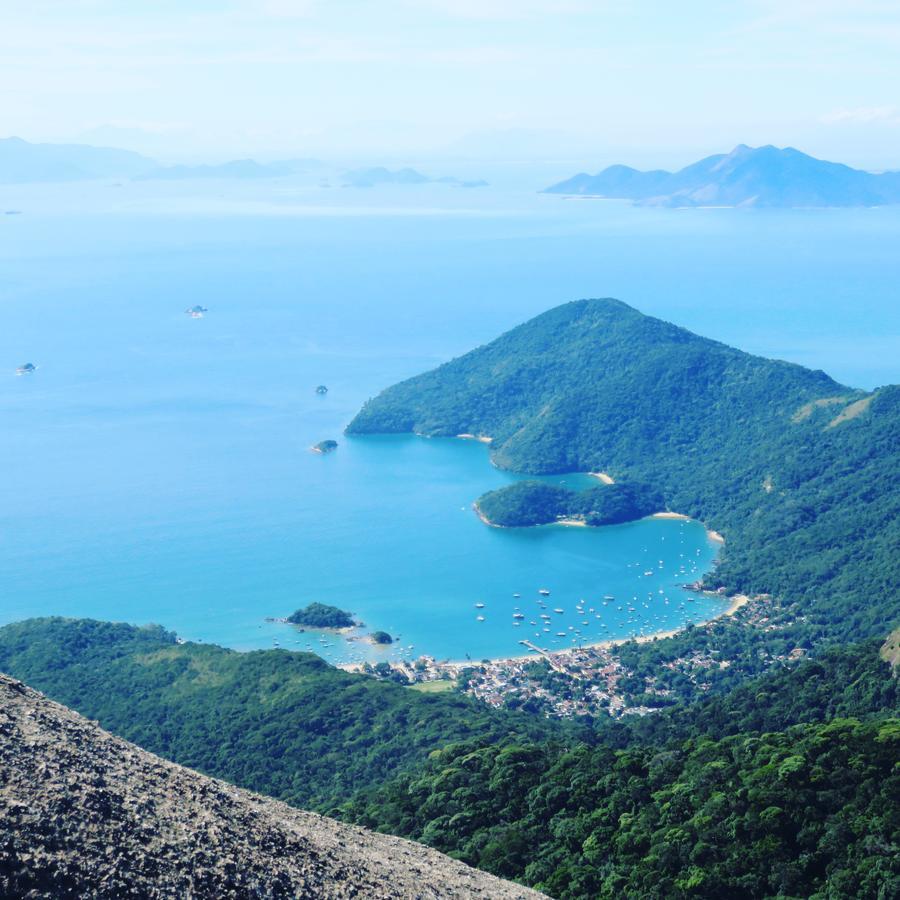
top-left (1, 178), bottom-right (898, 664)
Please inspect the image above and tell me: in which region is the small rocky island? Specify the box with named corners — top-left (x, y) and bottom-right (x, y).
top-left (475, 480), bottom-right (663, 528)
top-left (369, 630), bottom-right (393, 645)
top-left (311, 439), bottom-right (338, 454)
top-left (287, 602), bottom-right (356, 630)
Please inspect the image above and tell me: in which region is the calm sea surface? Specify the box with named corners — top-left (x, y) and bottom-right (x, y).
top-left (1, 177), bottom-right (898, 663)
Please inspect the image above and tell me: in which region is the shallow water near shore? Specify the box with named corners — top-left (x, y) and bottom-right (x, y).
top-left (2, 177), bottom-right (899, 664)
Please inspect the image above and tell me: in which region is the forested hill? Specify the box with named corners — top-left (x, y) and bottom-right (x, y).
top-left (0, 618), bottom-right (571, 813)
top-left (348, 298), bottom-right (846, 475)
top-left (348, 299), bottom-right (900, 667)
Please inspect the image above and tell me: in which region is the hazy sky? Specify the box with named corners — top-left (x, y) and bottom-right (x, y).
top-left (2, 0), bottom-right (899, 166)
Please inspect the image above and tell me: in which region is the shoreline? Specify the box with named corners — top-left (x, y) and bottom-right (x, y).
top-left (457, 433), bottom-right (493, 444)
top-left (340, 590), bottom-right (754, 673)
top-left (438, 589), bottom-right (752, 667)
top-left (474, 503), bottom-right (724, 544)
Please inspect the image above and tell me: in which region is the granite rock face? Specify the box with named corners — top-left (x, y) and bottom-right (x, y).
top-left (0, 673), bottom-right (546, 899)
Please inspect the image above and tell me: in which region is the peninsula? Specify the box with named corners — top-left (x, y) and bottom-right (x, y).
top-left (475, 480), bottom-right (662, 528)
top-left (347, 297), bottom-right (898, 697)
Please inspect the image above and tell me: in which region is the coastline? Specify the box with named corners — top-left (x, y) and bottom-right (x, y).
top-left (457, 433), bottom-right (493, 444)
top-left (651, 510), bottom-right (724, 544)
top-left (340, 588), bottom-right (753, 674)
top-left (441, 491), bottom-right (734, 671)
top-left (440, 589), bottom-right (751, 668)
top-left (475, 503), bottom-right (724, 544)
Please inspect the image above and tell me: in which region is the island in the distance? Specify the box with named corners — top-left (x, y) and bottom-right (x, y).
top-left (475, 480), bottom-right (662, 528)
top-left (543, 144), bottom-right (900, 208)
top-left (369, 630), bottom-right (393, 645)
top-left (287, 602), bottom-right (356, 630)
top-left (311, 439), bottom-right (338, 454)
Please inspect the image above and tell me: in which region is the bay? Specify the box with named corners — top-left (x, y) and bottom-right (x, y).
top-left (1, 176), bottom-right (897, 664)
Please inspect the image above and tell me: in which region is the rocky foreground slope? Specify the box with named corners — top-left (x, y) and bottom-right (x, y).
top-left (0, 674), bottom-right (545, 899)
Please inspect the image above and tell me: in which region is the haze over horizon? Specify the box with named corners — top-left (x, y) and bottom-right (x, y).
top-left (2, 1), bottom-right (899, 169)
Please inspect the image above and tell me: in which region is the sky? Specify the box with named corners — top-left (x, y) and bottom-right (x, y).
top-left (1, 0), bottom-right (899, 167)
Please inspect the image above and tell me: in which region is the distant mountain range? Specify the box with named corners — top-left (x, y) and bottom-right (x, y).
top-left (0, 137), bottom-right (485, 188)
top-left (544, 144), bottom-right (900, 207)
top-left (0, 136), bottom-right (154, 183)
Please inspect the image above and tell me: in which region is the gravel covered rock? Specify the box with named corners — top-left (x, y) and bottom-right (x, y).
top-left (0, 673), bottom-right (546, 899)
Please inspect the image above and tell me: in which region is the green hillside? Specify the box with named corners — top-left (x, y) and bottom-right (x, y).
top-left (0, 618), bottom-right (570, 812)
top-left (348, 299), bottom-right (900, 685)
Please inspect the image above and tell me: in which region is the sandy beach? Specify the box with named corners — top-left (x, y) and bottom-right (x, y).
top-left (338, 588), bottom-right (755, 673)
top-left (457, 433), bottom-right (493, 444)
top-left (590, 471), bottom-right (615, 484)
top-left (650, 511), bottom-right (691, 520)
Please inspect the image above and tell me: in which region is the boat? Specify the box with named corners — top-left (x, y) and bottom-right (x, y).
top-left (475, 602), bottom-right (485, 608)
top-left (553, 608), bottom-right (564, 614)
top-left (513, 613), bottom-right (525, 619)
top-left (185, 304), bottom-right (208, 318)
top-left (16, 363), bottom-right (36, 376)
top-left (538, 588), bottom-right (551, 596)
top-left (476, 615), bottom-right (485, 621)
top-left (603, 595), bottom-right (615, 601)
top-left (316, 385), bottom-right (329, 395)
top-left (512, 593), bottom-right (521, 598)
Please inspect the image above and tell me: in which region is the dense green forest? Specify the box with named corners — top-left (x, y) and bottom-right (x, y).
top-left (349, 717), bottom-right (899, 899)
top-left (476, 480), bottom-right (662, 527)
top-left (347, 640), bottom-right (900, 898)
top-left (0, 618), bottom-right (571, 812)
top-left (348, 298), bottom-right (900, 689)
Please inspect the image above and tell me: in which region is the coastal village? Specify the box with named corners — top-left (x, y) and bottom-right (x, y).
top-left (353, 592), bottom-right (789, 719)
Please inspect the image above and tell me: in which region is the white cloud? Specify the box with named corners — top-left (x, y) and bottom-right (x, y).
top-left (821, 106), bottom-right (900, 125)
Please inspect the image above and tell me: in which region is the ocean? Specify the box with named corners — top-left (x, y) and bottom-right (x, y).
top-left (1, 175), bottom-right (898, 664)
